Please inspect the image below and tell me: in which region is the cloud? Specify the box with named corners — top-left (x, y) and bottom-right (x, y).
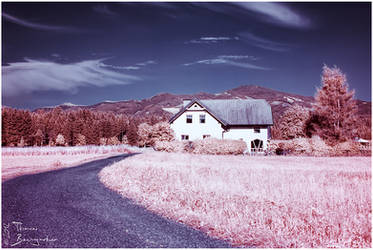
top-left (186, 36), bottom-right (239, 44)
top-left (239, 32), bottom-right (291, 52)
top-left (99, 60), bottom-right (156, 70)
top-left (2, 12), bottom-right (79, 32)
top-left (232, 2), bottom-right (311, 28)
top-left (218, 55), bottom-right (259, 60)
top-left (92, 5), bottom-right (118, 17)
top-left (183, 55), bottom-right (270, 70)
top-left (136, 60), bottom-right (157, 66)
top-left (2, 58), bottom-right (140, 96)
top-left (99, 62), bottom-right (140, 70)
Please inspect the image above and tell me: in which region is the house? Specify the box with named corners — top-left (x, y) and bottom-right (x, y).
top-left (169, 98), bottom-right (273, 152)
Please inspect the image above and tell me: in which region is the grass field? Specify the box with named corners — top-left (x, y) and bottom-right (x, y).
top-left (1, 145), bottom-right (135, 182)
top-left (99, 152), bottom-right (372, 248)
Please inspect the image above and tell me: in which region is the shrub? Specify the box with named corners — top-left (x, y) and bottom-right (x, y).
top-left (76, 134), bottom-right (86, 146)
top-left (269, 137), bottom-right (331, 156)
top-left (192, 138), bottom-right (247, 155)
top-left (107, 136), bottom-right (120, 145)
top-left (138, 122), bottom-right (175, 147)
top-left (55, 134), bottom-right (65, 146)
top-left (17, 137), bottom-right (26, 147)
top-left (288, 137), bottom-right (312, 155)
top-left (154, 140), bottom-right (186, 153)
top-left (332, 140), bottom-right (362, 156)
top-left (99, 137), bottom-right (107, 146)
top-left (309, 135), bottom-right (332, 156)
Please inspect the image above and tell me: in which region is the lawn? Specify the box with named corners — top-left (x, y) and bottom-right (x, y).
top-left (2, 145), bottom-right (135, 182)
top-left (99, 152), bottom-right (371, 248)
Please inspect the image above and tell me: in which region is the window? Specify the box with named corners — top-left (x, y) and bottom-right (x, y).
top-left (254, 126), bottom-right (261, 133)
top-left (181, 135), bottom-right (189, 140)
top-left (200, 114), bottom-right (206, 123)
top-left (186, 114), bottom-right (192, 123)
top-left (203, 135), bottom-right (211, 139)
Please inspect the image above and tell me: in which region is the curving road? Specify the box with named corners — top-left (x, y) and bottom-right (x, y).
top-left (2, 154), bottom-right (231, 248)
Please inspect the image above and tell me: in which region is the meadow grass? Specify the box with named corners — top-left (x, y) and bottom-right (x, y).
top-left (2, 145), bottom-right (135, 181)
top-left (99, 152), bottom-right (371, 248)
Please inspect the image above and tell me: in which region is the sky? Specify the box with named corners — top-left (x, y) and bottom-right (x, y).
top-left (2, 2), bottom-right (371, 110)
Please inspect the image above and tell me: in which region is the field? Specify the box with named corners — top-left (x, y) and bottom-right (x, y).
top-left (99, 152), bottom-right (372, 248)
top-left (1, 145), bottom-right (136, 182)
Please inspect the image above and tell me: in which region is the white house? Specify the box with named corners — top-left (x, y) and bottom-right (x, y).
top-left (169, 98), bottom-right (273, 152)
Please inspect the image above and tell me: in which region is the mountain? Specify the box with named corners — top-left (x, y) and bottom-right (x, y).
top-left (34, 85), bottom-right (371, 121)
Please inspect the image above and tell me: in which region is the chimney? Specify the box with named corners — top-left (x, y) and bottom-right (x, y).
top-left (183, 98), bottom-right (192, 107)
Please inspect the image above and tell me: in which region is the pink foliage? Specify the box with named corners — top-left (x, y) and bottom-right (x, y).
top-left (153, 140), bottom-right (186, 153)
top-left (192, 138), bottom-right (247, 155)
top-left (99, 152), bottom-right (371, 248)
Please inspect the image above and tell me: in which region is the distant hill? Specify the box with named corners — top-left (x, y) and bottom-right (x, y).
top-left (34, 85), bottom-right (371, 121)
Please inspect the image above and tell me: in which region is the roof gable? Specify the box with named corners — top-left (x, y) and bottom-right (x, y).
top-left (169, 98), bottom-right (227, 125)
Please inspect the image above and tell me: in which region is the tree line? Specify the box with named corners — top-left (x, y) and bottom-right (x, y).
top-left (2, 107), bottom-right (167, 147)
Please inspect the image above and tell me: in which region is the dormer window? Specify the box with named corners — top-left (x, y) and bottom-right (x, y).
top-left (186, 114), bottom-right (193, 123)
top-left (200, 114), bottom-right (206, 123)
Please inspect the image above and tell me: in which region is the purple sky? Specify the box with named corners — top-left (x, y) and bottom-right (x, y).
top-left (2, 2), bottom-right (371, 110)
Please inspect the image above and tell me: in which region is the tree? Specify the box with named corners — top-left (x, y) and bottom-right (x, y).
top-left (276, 105), bottom-right (310, 139)
top-left (126, 122), bottom-right (139, 146)
top-left (312, 65), bottom-right (358, 145)
top-left (137, 123), bottom-right (153, 147)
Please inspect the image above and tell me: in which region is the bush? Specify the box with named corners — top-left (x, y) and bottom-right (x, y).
top-left (138, 122), bottom-right (175, 147)
top-left (332, 140), bottom-right (362, 156)
top-left (192, 138), bottom-right (247, 155)
top-left (55, 134), bottom-right (65, 146)
top-left (154, 140), bottom-right (186, 153)
top-left (99, 138), bottom-right (107, 146)
top-left (309, 135), bottom-right (332, 156)
top-left (76, 134), bottom-right (86, 146)
top-left (107, 136), bottom-right (120, 145)
top-left (269, 137), bottom-right (332, 156)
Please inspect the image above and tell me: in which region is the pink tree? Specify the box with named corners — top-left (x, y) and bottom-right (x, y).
top-left (313, 65), bottom-right (358, 145)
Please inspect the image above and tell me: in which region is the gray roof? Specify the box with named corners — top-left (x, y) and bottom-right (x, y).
top-left (169, 98), bottom-right (273, 126)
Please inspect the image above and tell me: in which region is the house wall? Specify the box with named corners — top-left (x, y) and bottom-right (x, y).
top-left (223, 126), bottom-right (270, 151)
top-left (170, 102), bottom-right (270, 152)
top-left (170, 108), bottom-right (224, 141)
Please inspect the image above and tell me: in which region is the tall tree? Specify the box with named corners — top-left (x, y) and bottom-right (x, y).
top-left (313, 65), bottom-right (358, 145)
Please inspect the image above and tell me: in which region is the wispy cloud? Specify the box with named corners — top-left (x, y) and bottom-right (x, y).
top-left (136, 60), bottom-right (157, 66)
top-left (232, 2), bottom-right (311, 28)
top-left (2, 12), bottom-right (79, 32)
top-left (239, 32), bottom-right (291, 52)
top-left (183, 55), bottom-right (270, 70)
top-left (218, 55), bottom-right (259, 60)
top-left (99, 60), bottom-right (157, 70)
top-left (99, 63), bottom-right (140, 70)
top-left (2, 58), bottom-right (140, 96)
top-left (186, 36), bottom-right (239, 44)
top-left (92, 5), bottom-right (118, 17)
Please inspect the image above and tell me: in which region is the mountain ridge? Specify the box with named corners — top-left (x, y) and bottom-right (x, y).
top-left (34, 85), bottom-right (371, 121)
